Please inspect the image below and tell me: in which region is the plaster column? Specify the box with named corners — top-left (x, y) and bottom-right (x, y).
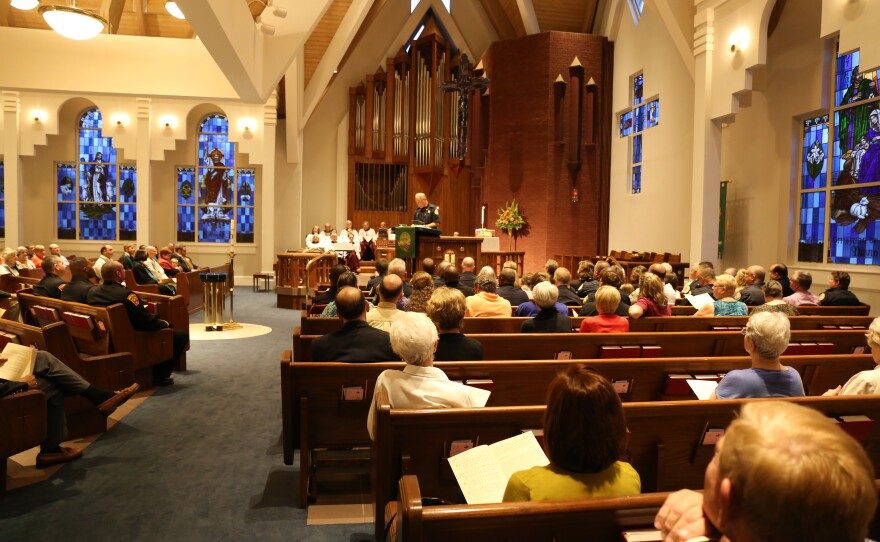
top-left (136, 98), bottom-right (152, 243)
top-left (690, 6), bottom-right (722, 263)
top-left (2, 91), bottom-right (21, 247)
top-left (261, 92), bottom-right (278, 274)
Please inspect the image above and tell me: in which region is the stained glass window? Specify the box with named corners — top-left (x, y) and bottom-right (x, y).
top-left (629, 0), bottom-right (645, 24)
top-left (177, 114), bottom-right (256, 244)
top-left (57, 109), bottom-right (136, 240)
top-left (0, 160), bottom-right (5, 238)
top-left (797, 45), bottom-right (880, 266)
top-left (619, 72), bottom-right (659, 194)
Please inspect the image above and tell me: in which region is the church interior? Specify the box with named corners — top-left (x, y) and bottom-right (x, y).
top-left (2, 0), bottom-right (880, 539)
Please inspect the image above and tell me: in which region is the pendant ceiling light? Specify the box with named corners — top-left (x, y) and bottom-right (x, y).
top-left (11, 0), bottom-right (40, 10)
top-left (164, 1), bottom-right (185, 20)
top-left (39, 1), bottom-right (109, 41)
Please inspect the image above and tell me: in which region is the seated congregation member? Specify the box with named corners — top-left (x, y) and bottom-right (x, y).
top-left (552, 267), bottom-right (582, 306)
top-left (693, 274), bottom-right (747, 317)
top-left (544, 259), bottom-right (559, 279)
top-left (458, 257), bottom-right (477, 289)
top-left (175, 245), bottom-right (197, 270)
top-left (31, 245), bottom-right (46, 268)
top-left (496, 267), bottom-right (529, 306)
top-left (752, 280), bottom-right (799, 316)
top-left (118, 244), bottom-right (136, 270)
top-left (406, 271), bottom-right (434, 313)
top-left (578, 260), bottom-right (607, 298)
top-left (61, 257), bottom-right (97, 303)
top-left (711, 311), bottom-right (804, 399)
top-left (521, 282), bottom-right (572, 333)
top-left (570, 260), bottom-right (593, 292)
top-left (311, 286), bottom-right (398, 363)
top-left (0, 248), bottom-right (19, 276)
top-left (88, 263), bottom-right (188, 386)
top-left (503, 365), bottom-right (640, 502)
top-left (443, 266), bottom-right (474, 297)
top-left (387, 258), bottom-right (412, 308)
top-left (313, 264), bottom-right (348, 306)
top-left (579, 266), bottom-right (630, 317)
top-left (733, 267), bottom-right (748, 299)
top-left (428, 287), bottom-right (484, 361)
top-left (319, 272), bottom-right (359, 318)
top-left (687, 266), bottom-right (716, 299)
top-left (16, 246), bottom-right (35, 270)
top-left (33, 255), bottom-right (69, 299)
top-left (304, 233), bottom-right (326, 250)
top-left (158, 247), bottom-right (182, 276)
top-left (366, 274), bottom-right (405, 331)
top-left (655, 401), bottom-right (875, 542)
top-left (365, 258), bottom-right (389, 298)
top-left (824, 317), bottom-right (880, 396)
top-left (421, 258), bottom-right (439, 283)
top-left (432, 260), bottom-right (450, 288)
top-left (166, 243), bottom-right (190, 272)
top-left (144, 246), bottom-right (170, 282)
top-left (579, 286), bottom-right (629, 333)
top-left (737, 265), bottom-right (766, 306)
top-left (93, 245), bottom-right (114, 281)
top-left (0, 350), bottom-right (139, 468)
top-left (681, 262), bottom-right (700, 295)
top-left (465, 267), bottom-right (513, 317)
top-left (628, 273), bottom-right (671, 319)
top-left (366, 312), bottom-right (477, 440)
top-left (515, 273), bottom-right (568, 317)
top-left (132, 249), bottom-right (176, 296)
top-left (358, 221), bottom-right (376, 261)
top-left (819, 270), bottom-right (861, 306)
top-left (768, 262), bottom-right (794, 297)
top-left (783, 270), bottom-right (819, 306)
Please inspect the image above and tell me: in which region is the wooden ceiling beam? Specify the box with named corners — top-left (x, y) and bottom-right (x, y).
top-left (478, 0), bottom-right (517, 41)
top-left (133, 0), bottom-right (147, 36)
top-left (514, 0), bottom-right (540, 34)
top-left (582, 0), bottom-right (599, 34)
top-left (102, 0), bottom-right (126, 34)
top-left (0, 1), bottom-right (10, 27)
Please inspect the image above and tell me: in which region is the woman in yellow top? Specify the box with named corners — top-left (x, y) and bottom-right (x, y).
top-left (502, 364), bottom-right (641, 502)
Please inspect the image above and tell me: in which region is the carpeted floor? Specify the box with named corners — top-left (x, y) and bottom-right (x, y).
top-left (1, 288), bottom-right (374, 541)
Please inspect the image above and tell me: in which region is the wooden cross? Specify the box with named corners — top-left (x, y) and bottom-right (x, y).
top-left (440, 54), bottom-right (490, 161)
top-left (618, 73), bottom-right (660, 194)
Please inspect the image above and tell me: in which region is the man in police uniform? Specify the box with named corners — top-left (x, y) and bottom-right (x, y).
top-left (412, 192), bottom-right (440, 229)
top-left (33, 255), bottom-right (69, 299)
top-left (819, 271), bottom-right (862, 306)
top-left (86, 262), bottom-right (189, 386)
top-left (60, 257), bottom-right (96, 303)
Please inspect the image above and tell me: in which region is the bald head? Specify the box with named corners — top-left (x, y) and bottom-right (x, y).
top-left (594, 261), bottom-right (609, 279)
top-left (102, 261), bottom-right (124, 282)
top-left (378, 273), bottom-right (404, 302)
top-left (336, 287), bottom-right (366, 321)
top-left (648, 263), bottom-right (667, 280)
top-left (461, 257), bottom-right (475, 272)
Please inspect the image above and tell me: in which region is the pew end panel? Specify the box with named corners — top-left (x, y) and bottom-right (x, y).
top-left (0, 390), bottom-right (47, 500)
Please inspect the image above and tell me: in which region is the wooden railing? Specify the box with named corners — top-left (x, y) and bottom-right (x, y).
top-left (479, 251), bottom-right (525, 276)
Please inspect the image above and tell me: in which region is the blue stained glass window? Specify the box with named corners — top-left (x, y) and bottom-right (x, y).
top-left (829, 185), bottom-right (880, 265)
top-left (632, 165), bottom-right (642, 194)
top-left (802, 115), bottom-right (828, 190)
top-left (646, 99), bottom-right (659, 128)
top-left (0, 160), bottom-right (5, 200)
top-left (237, 169), bottom-right (255, 207)
top-left (619, 110), bottom-right (633, 138)
top-left (120, 204), bottom-right (137, 241)
top-left (199, 213), bottom-right (232, 243)
top-left (633, 105), bottom-right (646, 133)
top-left (798, 192), bottom-right (825, 263)
top-left (177, 168), bottom-right (196, 204)
top-left (60, 109), bottom-right (135, 240)
top-left (633, 135), bottom-right (643, 164)
top-left (237, 206), bottom-right (255, 244)
top-left (178, 204), bottom-right (196, 243)
top-left (633, 74), bottom-right (644, 105)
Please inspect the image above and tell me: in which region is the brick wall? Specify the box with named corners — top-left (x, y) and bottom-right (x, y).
top-left (482, 32), bottom-right (612, 272)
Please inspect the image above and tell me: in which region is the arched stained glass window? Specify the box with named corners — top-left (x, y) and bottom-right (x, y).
top-left (177, 114), bottom-right (255, 243)
top-left (57, 108), bottom-right (136, 240)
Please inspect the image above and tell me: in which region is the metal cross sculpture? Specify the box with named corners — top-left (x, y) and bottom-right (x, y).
top-left (440, 54), bottom-right (489, 161)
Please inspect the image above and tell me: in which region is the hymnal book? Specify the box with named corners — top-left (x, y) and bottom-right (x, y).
top-left (663, 374), bottom-right (693, 395)
top-left (836, 415), bottom-right (874, 443)
top-left (32, 305), bottom-right (60, 322)
top-left (62, 312), bottom-right (95, 330)
top-left (342, 386), bottom-right (364, 401)
top-left (145, 302), bottom-right (158, 315)
top-left (600, 345), bottom-right (641, 359)
top-left (684, 292), bottom-right (714, 310)
top-left (621, 529), bottom-right (663, 541)
top-left (695, 374), bottom-right (721, 382)
top-left (816, 342), bottom-right (835, 354)
top-left (640, 345), bottom-right (663, 358)
top-left (687, 379), bottom-right (719, 400)
top-left (554, 350), bottom-right (572, 360)
top-left (463, 384), bottom-right (491, 407)
top-left (447, 431), bottom-right (549, 504)
top-left (613, 379), bottom-right (631, 394)
top-left (465, 379), bottom-right (494, 393)
top-left (0, 343), bottom-right (37, 382)
top-left (0, 331), bottom-right (20, 350)
top-left (449, 440), bottom-right (475, 457)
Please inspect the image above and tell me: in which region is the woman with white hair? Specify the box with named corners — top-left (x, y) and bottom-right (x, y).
top-left (521, 282), bottom-right (572, 333)
top-left (0, 248), bottom-right (19, 276)
top-left (825, 317), bottom-right (880, 395)
top-left (710, 311), bottom-right (804, 399)
top-left (366, 312), bottom-right (477, 440)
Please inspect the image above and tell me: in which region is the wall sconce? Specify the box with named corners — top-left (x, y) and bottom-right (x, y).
top-left (256, 16), bottom-right (275, 36)
top-left (159, 115), bottom-right (176, 129)
top-left (238, 118), bottom-right (257, 134)
top-left (111, 113), bottom-right (129, 127)
top-left (728, 29), bottom-right (749, 53)
top-left (32, 110), bottom-right (47, 124)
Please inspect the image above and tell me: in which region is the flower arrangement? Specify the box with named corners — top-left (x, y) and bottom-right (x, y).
top-left (496, 200), bottom-right (526, 250)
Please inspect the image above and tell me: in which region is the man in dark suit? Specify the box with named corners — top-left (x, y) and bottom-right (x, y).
top-left (33, 255), bottom-right (69, 299)
top-left (442, 267), bottom-right (474, 297)
top-left (769, 263), bottom-right (794, 298)
top-left (552, 267), bottom-right (582, 306)
top-left (496, 267), bottom-right (529, 305)
top-left (579, 266), bottom-right (631, 317)
top-left (87, 262), bottom-right (188, 386)
top-left (738, 265), bottom-right (766, 306)
top-left (458, 257), bottom-right (477, 289)
top-left (366, 258), bottom-right (389, 298)
top-left (311, 287), bottom-right (399, 362)
top-left (61, 257), bottom-right (96, 303)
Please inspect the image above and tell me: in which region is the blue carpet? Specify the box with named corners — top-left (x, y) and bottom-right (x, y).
top-left (1, 289), bottom-right (374, 541)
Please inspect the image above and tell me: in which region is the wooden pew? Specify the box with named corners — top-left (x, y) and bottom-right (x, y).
top-left (137, 291), bottom-right (190, 370)
top-left (0, 274), bottom-right (39, 293)
top-left (280, 354), bottom-right (876, 506)
top-left (0, 390), bottom-right (46, 500)
top-left (17, 292), bottom-right (173, 388)
top-left (672, 304), bottom-right (872, 316)
top-left (372, 395), bottom-right (880, 540)
top-left (298, 313), bottom-right (875, 336)
top-left (292, 328), bottom-right (869, 362)
top-left (393, 475), bottom-right (669, 542)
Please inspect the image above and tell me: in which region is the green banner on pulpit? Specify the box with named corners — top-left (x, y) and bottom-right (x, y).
top-left (395, 226), bottom-right (417, 259)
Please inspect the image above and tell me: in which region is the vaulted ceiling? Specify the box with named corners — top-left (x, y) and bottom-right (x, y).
top-left (0, 0), bottom-right (603, 116)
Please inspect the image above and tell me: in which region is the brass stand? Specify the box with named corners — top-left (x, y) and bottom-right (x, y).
top-left (224, 244), bottom-right (242, 330)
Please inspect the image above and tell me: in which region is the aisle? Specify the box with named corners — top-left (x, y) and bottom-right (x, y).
top-left (0, 289), bottom-right (373, 542)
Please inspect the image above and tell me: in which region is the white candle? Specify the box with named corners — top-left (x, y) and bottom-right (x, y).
top-left (481, 206), bottom-right (485, 225)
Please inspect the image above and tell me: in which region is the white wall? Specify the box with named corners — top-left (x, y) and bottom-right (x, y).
top-left (608, 0), bottom-right (695, 258)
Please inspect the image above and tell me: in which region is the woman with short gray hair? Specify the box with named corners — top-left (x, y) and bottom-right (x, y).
top-left (711, 311), bottom-right (804, 399)
top-left (521, 282), bottom-right (572, 333)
